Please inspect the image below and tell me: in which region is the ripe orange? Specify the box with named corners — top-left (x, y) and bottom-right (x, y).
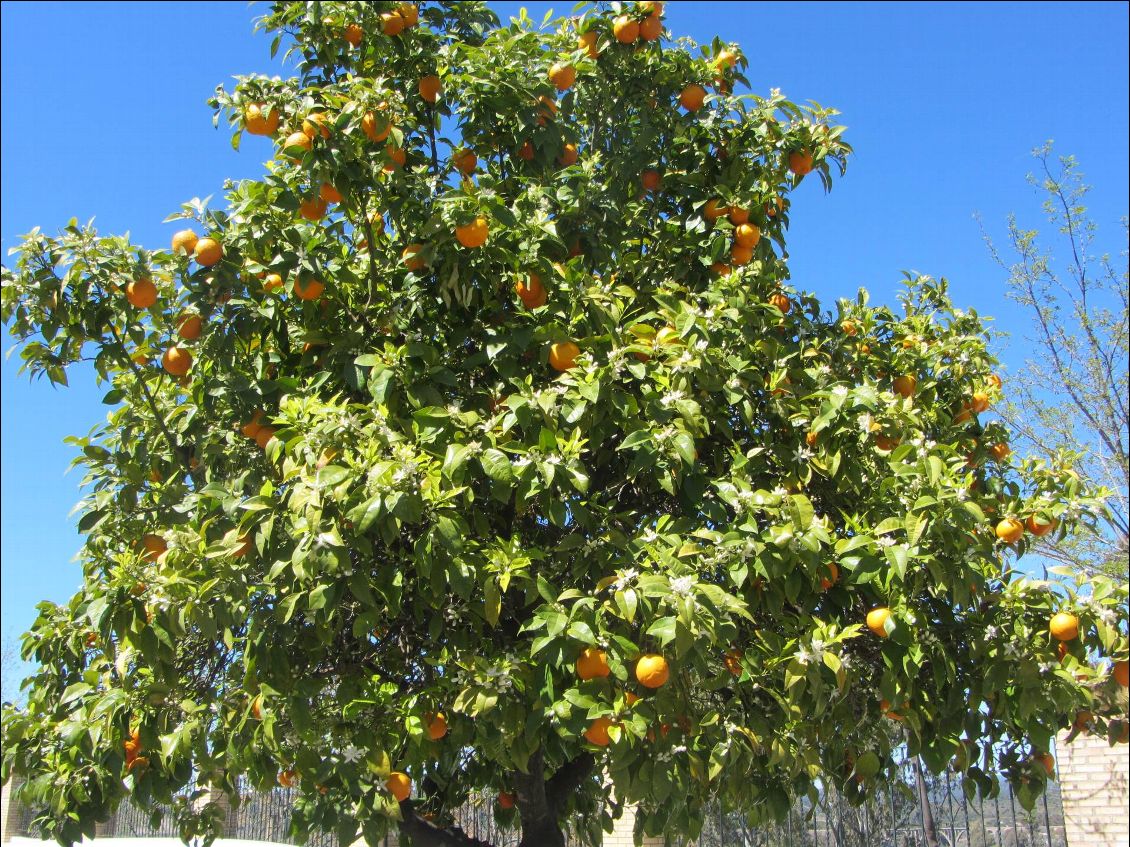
top-left (140, 534), bottom-right (167, 562)
top-left (679, 84), bottom-right (707, 112)
top-left (734, 222), bottom-right (761, 248)
top-left (398, 3), bottom-right (419, 27)
top-left (820, 561), bottom-right (839, 591)
top-left (1114, 660), bottom-right (1129, 687)
top-left (558, 143), bottom-right (579, 167)
top-left (765, 196), bottom-right (785, 217)
top-left (874, 433), bottom-right (900, 451)
top-left (1074, 709), bottom-right (1093, 731)
top-left (176, 314), bottom-right (202, 340)
top-left (244, 103), bottom-right (280, 136)
top-left (299, 196), bottom-right (329, 221)
top-left (319, 183), bottom-right (342, 204)
top-left (453, 149), bottom-right (477, 175)
top-left (455, 216), bottom-right (489, 248)
top-left (255, 426), bottom-right (277, 450)
top-left (278, 769), bottom-right (300, 788)
top-left (344, 23), bottom-right (364, 46)
top-left (880, 699), bottom-right (905, 721)
top-left (386, 771), bottom-right (411, 801)
top-left (1035, 753), bottom-right (1055, 777)
top-left (302, 112), bottom-right (331, 139)
top-left (639, 14), bottom-right (662, 41)
top-left (232, 534), bottom-right (253, 558)
top-left (635, 654), bottom-right (669, 688)
top-left (988, 443), bottom-right (1011, 462)
top-left (995, 518), bottom-right (1024, 544)
top-left (639, 0), bottom-right (664, 17)
top-left (624, 691), bottom-right (641, 707)
top-left (730, 244), bottom-right (754, 266)
top-left (549, 62), bottom-right (576, 91)
top-left (126, 278), bottom-right (158, 309)
top-left (704, 198), bottom-right (728, 221)
top-left (549, 341), bottom-right (580, 372)
top-left (612, 16), bottom-right (640, 43)
top-left (583, 717), bottom-right (615, 746)
top-left (640, 168), bottom-right (662, 191)
top-left (769, 292), bottom-right (791, 313)
top-left (425, 711), bottom-right (448, 740)
top-left (710, 262), bottom-right (731, 276)
top-left (970, 392), bottom-right (991, 413)
top-left (419, 74), bottom-right (442, 103)
top-left (576, 647), bottom-right (611, 680)
top-left (728, 206), bottom-right (750, 225)
top-left (384, 146), bottom-right (407, 171)
top-left (194, 237), bottom-right (223, 267)
top-left (516, 140), bottom-right (535, 161)
top-left (362, 112), bottom-right (392, 143)
top-left (578, 30), bottom-right (600, 58)
top-left (892, 374), bottom-right (917, 398)
top-left (402, 244), bottom-right (428, 271)
top-left (498, 791), bottom-right (516, 809)
top-left (293, 278), bottom-right (325, 301)
top-left (162, 347), bottom-right (192, 376)
top-left (263, 273), bottom-right (284, 292)
top-left (381, 11), bottom-right (406, 36)
top-left (1048, 612), bottom-right (1079, 642)
top-left (516, 274), bottom-right (547, 309)
top-left (987, 373), bottom-right (1003, 390)
top-left (171, 229), bottom-right (198, 256)
top-left (536, 95), bottom-right (558, 125)
top-left (788, 149), bottom-right (814, 176)
top-left (282, 131), bottom-right (312, 160)
top-left (241, 411), bottom-right (264, 438)
top-left (715, 49), bottom-right (738, 69)
top-left (866, 607), bottom-right (891, 637)
top-left (724, 649), bottom-right (743, 676)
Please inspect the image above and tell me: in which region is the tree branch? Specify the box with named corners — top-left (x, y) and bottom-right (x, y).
top-left (396, 799), bottom-right (495, 847)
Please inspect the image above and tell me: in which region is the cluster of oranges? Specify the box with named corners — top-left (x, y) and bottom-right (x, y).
top-left (123, 729), bottom-right (147, 773)
top-left (574, 647), bottom-right (670, 747)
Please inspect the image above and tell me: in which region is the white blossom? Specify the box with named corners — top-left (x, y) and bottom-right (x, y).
top-left (831, 384), bottom-right (848, 396)
top-left (341, 744), bottom-right (363, 764)
top-left (877, 535), bottom-right (896, 548)
top-left (669, 576), bottom-right (696, 597)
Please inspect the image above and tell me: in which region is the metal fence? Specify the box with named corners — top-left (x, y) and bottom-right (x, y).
top-left (6, 754), bottom-right (1067, 847)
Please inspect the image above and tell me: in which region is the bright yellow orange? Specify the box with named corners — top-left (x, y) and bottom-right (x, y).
top-left (549, 62), bottom-right (576, 91)
top-left (176, 314), bottom-right (202, 340)
top-left (730, 244), bottom-right (754, 266)
top-left (613, 16), bottom-right (640, 43)
top-left (381, 11), bottom-right (406, 36)
top-left (126, 278), bottom-right (158, 309)
top-left (635, 654), bottom-right (669, 688)
top-left (866, 607), bottom-right (891, 637)
top-left (282, 131), bottom-right (312, 160)
top-left (302, 112), bottom-right (331, 139)
top-left (386, 771), bottom-right (412, 801)
top-left (578, 30), bottom-right (600, 58)
top-left (293, 278), bottom-right (325, 301)
top-left (995, 518), bottom-right (1024, 544)
top-left (398, 3), bottom-right (419, 27)
top-left (970, 392), bottom-right (991, 413)
top-left (679, 84), bottom-right (707, 112)
top-left (639, 14), bottom-right (662, 41)
top-left (244, 103), bottom-right (280, 136)
top-left (728, 206), bottom-right (750, 225)
top-left (704, 198), bottom-right (728, 221)
top-left (715, 49), bottom-right (738, 69)
top-left (987, 373), bottom-right (1003, 390)
top-left (788, 149), bottom-right (814, 176)
top-left (162, 347), bottom-right (192, 376)
top-left (455, 216), bottom-right (489, 248)
top-left (892, 374), bottom-right (917, 398)
top-left (171, 229), bottom-right (198, 256)
top-left (194, 237), bottom-right (223, 267)
top-left (549, 341), bottom-right (580, 372)
top-left (362, 112), bottom-right (391, 143)
top-left (1049, 612), bottom-right (1079, 642)
top-left (419, 74), bottom-right (442, 103)
top-left (734, 222), bottom-right (760, 248)
top-left (576, 647), bottom-right (611, 680)
top-left (425, 711), bottom-right (448, 740)
top-left (263, 273), bottom-right (284, 292)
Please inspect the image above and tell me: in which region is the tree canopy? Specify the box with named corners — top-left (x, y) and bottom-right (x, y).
top-left (2, 3), bottom-right (1127, 847)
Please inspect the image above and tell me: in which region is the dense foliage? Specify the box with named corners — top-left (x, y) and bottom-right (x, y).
top-left (2, 3), bottom-right (1127, 846)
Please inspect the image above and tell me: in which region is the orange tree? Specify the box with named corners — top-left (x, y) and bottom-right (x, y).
top-left (2, 3), bottom-right (1128, 847)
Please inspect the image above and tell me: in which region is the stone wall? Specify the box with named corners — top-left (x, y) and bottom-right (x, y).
top-left (1056, 731), bottom-right (1130, 847)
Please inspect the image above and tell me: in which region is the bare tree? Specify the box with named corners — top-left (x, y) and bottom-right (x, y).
top-left (980, 142), bottom-right (1129, 580)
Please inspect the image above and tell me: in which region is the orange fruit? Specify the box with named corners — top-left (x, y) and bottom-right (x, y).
top-left (704, 198), bottom-right (728, 221)
top-left (498, 791), bottom-right (516, 809)
top-left (344, 23), bottom-right (364, 47)
top-left (302, 112), bottom-right (331, 139)
top-left (723, 649), bottom-right (743, 676)
top-left (624, 692), bottom-right (641, 707)
top-left (402, 244), bottom-right (427, 271)
top-left (384, 146), bottom-right (407, 171)
top-left (126, 278), bottom-right (158, 309)
top-left (639, 0), bottom-right (664, 17)
top-left (842, 319), bottom-right (858, 336)
top-left (139, 534), bottom-right (167, 562)
top-left (381, 11), bottom-right (406, 36)
top-left (549, 62), bottom-right (576, 91)
top-left (172, 229), bottom-right (198, 256)
top-left (176, 314), bottom-right (202, 340)
top-left (874, 433), bottom-right (900, 451)
top-left (244, 103), bottom-right (279, 136)
top-left (987, 373), bottom-right (1003, 390)
top-left (988, 443), bottom-right (1011, 462)
top-left (254, 426), bottom-right (277, 450)
top-left (639, 14), bottom-right (662, 41)
top-left (362, 112), bottom-right (391, 143)
top-left (715, 49), bottom-right (738, 69)
top-left (820, 561), bottom-right (839, 591)
top-left (425, 711), bottom-right (448, 741)
top-left (162, 347), bottom-right (192, 376)
top-left (419, 74), bottom-right (442, 103)
top-left (995, 518), bottom-right (1024, 544)
top-left (1026, 514), bottom-right (1057, 537)
top-left (263, 273), bottom-right (284, 292)
top-left (576, 647), bottom-right (610, 680)
top-left (232, 534), bottom-right (253, 558)
top-left (788, 149), bottom-right (814, 176)
top-left (866, 607), bottom-right (891, 637)
top-left (710, 262), bottom-right (731, 276)
top-left (455, 216), bottom-right (489, 248)
top-left (558, 143), bottom-right (579, 167)
top-left (299, 196), bottom-right (329, 221)
top-left (1114, 660), bottom-right (1129, 687)
top-left (578, 30), bottom-right (600, 58)
top-left (1048, 612), bottom-right (1079, 642)
top-left (733, 222), bottom-right (760, 248)
top-left (194, 237), bottom-right (223, 267)
top-left (453, 149), bottom-right (477, 175)
top-left (126, 755), bottom-right (149, 772)
top-left (584, 717), bottom-right (615, 747)
top-left (517, 274), bottom-right (547, 308)
top-left (970, 392), bottom-right (991, 414)
top-left (386, 771), bottom-right (411, 801)
top-left (892, 375), bottom-right (917, 398)
top-left (1035, 753), bottom-right (1055, 777)
top-left (549, 341), bottom-right (580, 372)
top-left (640, 168), bottom-right (662, 191)
top-left (282, 131), bottom-right (312, 160)
top-left (536, 95), bottom-right (557, 125)
top-left (293, 278), bottom-right (325, 301)
top-left (516, 140), bottom-right (535, 161)
top-left (730, 244), bottom-right (754, 266)
top-left (241, 411), bottom-right (264, 438)
top-left (728, 206), bottom-right (750, 225)
top-left (319, 183), bottom-right (342, 204)
top-left (612, 16), bottom-right (640, 43)
top-left (880, 699), bottom-right (905, 721)
top-left (765, 196), bottom-right (785, 217)
top-left (635, 654), bottom-right (669, 689)
top-left (398, 3), bottom-right (419, 27)
top-left (769, 292), bottom-right (791, 313)
top-left (278, 769), bottom-right (299, 788)
top-left (679, 84), bottom-right (707, 112)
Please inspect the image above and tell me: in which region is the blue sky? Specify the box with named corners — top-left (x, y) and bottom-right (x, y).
top-left (2, 1), bottom-right (1127, 681)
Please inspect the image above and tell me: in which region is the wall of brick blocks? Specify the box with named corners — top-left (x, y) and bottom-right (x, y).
top-left (1056, 730), bottom-right (1129, 847)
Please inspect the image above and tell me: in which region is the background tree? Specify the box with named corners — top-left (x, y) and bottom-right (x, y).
top-left (981, 143), bottom-right (1129, 581)
top-left (2, 4), bottom-right (1128, 847)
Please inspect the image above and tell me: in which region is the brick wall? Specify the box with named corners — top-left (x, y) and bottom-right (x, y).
top-left (604, 805), bottom-right (664, 847)
top-left (1056, 731), bottom-right (1130, 847)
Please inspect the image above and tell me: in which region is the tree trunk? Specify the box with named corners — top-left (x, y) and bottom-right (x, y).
top-left (915, 757), bottom-right (940, 847)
